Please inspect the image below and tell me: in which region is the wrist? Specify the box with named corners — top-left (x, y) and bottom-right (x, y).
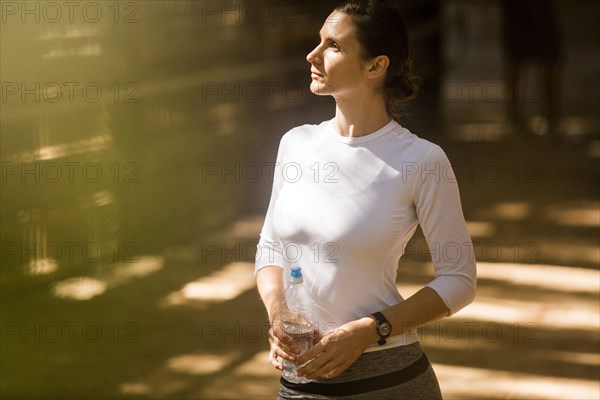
top-left (267, 305), bottom-right (282, 325)
top-left (357, 316), bottom-right (380, 346)
top-left (269, 309), bottom-right (281, 324)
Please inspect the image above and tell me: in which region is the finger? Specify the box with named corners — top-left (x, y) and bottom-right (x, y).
top-left (269, 349), bottom-right (283, 370)
top-left (270, 328), bottom-right (296, 348)
top-left (303, 358), bottom-right (339, 380)
top-left (297, 347), bottom-right (332, 375)
top-left (322, 362), bottom-right (349, 379)
top-left (270, 345), bottom-right (296, 369)
top-left (277, 332), bottom-right (296, 347)
top-left (271, 342), bottom-right (296, 362)
top-left (295, 341), bottom-right (325, 365)
top-left (271, 337), bottom-right (298, 358)
top-left (269, 332), bottom-right (300, 361)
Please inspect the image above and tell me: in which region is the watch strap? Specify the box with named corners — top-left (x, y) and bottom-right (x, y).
top-left (370, 311), bottom-right (391, 345)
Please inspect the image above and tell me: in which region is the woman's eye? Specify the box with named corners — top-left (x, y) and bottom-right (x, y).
top-left (330, 42), bottom-right (339, 50)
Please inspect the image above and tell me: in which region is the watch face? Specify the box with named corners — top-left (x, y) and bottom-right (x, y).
top-left (379, 322), bottom-right (391, 336)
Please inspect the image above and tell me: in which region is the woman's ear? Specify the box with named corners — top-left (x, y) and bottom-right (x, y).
top-left (365, 55), bottom-right (389, 79)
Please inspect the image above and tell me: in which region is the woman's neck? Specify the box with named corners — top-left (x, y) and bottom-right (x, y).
top-left (333, 93), bottom-right (392, 138)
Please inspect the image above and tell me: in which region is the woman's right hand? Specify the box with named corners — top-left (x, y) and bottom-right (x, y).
top-left (267, 315), bottom-right (298, 370)
top-left (256, 267), bottom-right (305, 370)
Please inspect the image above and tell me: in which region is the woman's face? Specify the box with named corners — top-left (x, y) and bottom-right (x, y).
top-left (306, 11), bottom-right (370, 99)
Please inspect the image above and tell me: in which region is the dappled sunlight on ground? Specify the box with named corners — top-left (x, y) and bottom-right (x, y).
top-left (126, 208), bottom-right (598, 399)
top-left (480, 200), bottom-right (599, 229)
top-left (458, 296), bottom-right (598, 330)
top-left (476, 262), bottom-right (599, 293)
top-left (394, 261), bottom-right (600, 399)
top-left (200, 351), bottom-right (280, 399)
top-left (537, 241), bottom-right (599, 266)
top-left (109, 254), bottom-right (598, 399)
top-left (488, 201), bottom-right (534, 221)
top-left (543, 201), bottom-right (600, 227)
top-left (51, 256), bottom-right (164, 300)
top-left (52, 276), bottom-right (107, 300)
top-left (118, 351), bottom-right (242, 397)
top-left (159, 262), bottom-right (255, 308)
top-left (167, 353), bottom-right (238, 375)
top-left (465, 221), bottom-right (498, 238)
top-left (434, 363), bottom-right (599, 399)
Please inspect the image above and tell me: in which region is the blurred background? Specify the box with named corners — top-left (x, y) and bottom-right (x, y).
top-left (1, 0), bottom-right (598, 398)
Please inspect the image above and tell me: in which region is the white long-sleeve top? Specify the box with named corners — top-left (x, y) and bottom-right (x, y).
top-left (255, 119), bottom-right (476, 350)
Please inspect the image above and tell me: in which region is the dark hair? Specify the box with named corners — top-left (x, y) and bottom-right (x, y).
top-left (335, 0), bottom-right (419, 120)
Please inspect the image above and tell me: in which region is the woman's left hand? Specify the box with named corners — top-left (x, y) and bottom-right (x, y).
top-left (295, 318), bottom-right (375, 379)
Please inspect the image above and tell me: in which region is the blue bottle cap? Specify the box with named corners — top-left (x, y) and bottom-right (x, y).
top-left (291, 266), bottom-right (302, 278)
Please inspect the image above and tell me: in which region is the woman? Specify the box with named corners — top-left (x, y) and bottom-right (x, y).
top-left (255, 1), bottom-right (476, 398)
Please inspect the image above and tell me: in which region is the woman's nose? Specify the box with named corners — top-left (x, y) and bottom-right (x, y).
top-left (306, 46), bottom-right (320, 64)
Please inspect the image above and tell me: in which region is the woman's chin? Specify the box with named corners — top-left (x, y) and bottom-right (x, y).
top-left (309, 81), bottom-right (336, 96)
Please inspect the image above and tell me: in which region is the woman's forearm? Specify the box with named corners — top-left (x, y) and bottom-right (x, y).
top-left (256, 266), bottom-right (285, 322)
top-left (358, 287), bottom-right (450, 345)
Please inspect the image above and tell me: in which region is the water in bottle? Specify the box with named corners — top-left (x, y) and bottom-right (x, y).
top-left (281, 266), bottom-right (314, 384)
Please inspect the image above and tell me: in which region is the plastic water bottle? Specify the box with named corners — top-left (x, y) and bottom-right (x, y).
top-left (281, 266), bottom-right (314, 384)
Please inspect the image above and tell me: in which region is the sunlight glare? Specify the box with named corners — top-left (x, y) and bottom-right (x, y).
top-left (51, 276), bottom-right (107, 300)
top-left (160, 262), bottom-right (255, 307)
top-left (167, 353), bottom-right (236, 375)
top-left (435, 363), bottom-right (600, 399)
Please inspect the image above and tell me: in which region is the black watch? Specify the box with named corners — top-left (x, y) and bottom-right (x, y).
top-left (370, 311), bottom-right (392, 345)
